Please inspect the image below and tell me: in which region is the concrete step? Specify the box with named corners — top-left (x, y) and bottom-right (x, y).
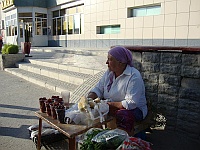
top-left (24, 59), bottom-right (100, 75)
top-left (26, 51), bottom-right (107, 72)
top-left (4, 68), bottom-right (78, 93)
top-left (4, 49), bottom-right (107, 95)
top-left (16, 62), bottom-right (93, 85)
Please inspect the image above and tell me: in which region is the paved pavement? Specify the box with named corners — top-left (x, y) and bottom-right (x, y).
top-left (0, 48), bottom-right (200, 150)
top-left (0, 70), bottom-right (61, 150)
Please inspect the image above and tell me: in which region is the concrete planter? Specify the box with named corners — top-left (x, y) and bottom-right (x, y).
top-left (0, 53), bottom-right (25, 70)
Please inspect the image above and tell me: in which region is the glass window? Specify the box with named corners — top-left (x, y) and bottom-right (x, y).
top-left (53, 10), bottom-right (59, 17)
top-left (74, 14), bottom-right (80, 34)
top-left (62, 17), bottom-right (67, 35)
top-left (68, 15), bottom-right (73, 34)
top-left (146, 5), bottom-right (160, 16)
top-left (60, 9), bottom-right (65, 16)
top-left (6, 14), bottom-right (17, 37)
top-left (52, 5), bottom-right (83, 35)
top-left (11, 14), bottom-right (16, 19)
top-left (53, 19), bottom-right (56, 35)
top-left (35, 13), bottom-right (47, 35)
top-left (11, 26), bottom-right (15, 36)
top-left (129, 4), bottom-right (161, 17)
top-left (43, 28), bottom-right (47, 35)
top-left (133, 8), bottom-right (146, 17)
top-left (35, 18), bottom-right (42, 35)
top-left (57, 18), bottom-right (61, 35)
top-left (19, 24), bottom-right (23, 38)
top-left (6, 27), bottom-right (9, 36)
top-left (35, 13), bottom-right (47, 18)
top-left (42, 19), bottom-right (47, 27)
top-left (15, 26), bottom-right (17, 35)
top-left (42, 19), bottom-right (47, 35)
top-left (9, 26), bottom-right (11, 36)
top-left (97, 25), bottom-right (120, 34)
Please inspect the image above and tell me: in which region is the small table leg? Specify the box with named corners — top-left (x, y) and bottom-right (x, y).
top-left (37, 118), bottom-right (42, 150)
top-left (68, 137), bottom-right (76, 150)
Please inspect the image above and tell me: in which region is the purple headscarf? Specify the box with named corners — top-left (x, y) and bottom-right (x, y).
top-left (108, 46), bottom-right (133, 67)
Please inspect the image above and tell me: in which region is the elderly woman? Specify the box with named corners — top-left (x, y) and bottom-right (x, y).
top-left (87, 46), bottom-right (147, 134)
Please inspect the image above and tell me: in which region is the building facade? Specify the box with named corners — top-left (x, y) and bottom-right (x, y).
top-left (0, 0), bottom-right (200, 48)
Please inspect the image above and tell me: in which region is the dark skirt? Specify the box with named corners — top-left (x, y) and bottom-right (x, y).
top-left (110, 108), bottom-right (143, 132)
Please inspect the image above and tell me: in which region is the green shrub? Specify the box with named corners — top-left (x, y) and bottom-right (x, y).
top-left (2, 44), bottom-right (10, 54)
top-left (2, 44), bottom-right (19, 54)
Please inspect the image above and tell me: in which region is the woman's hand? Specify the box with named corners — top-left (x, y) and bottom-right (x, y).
top-left (87, 92), bottom-right (98, 100)
top-left (107, 102), bottom-right (124, 116)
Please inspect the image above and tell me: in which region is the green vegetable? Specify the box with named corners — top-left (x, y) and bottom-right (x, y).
top-left (80, 128), bottom-right (109, 150)
top-left (91, 128), bottom-right (128, 149)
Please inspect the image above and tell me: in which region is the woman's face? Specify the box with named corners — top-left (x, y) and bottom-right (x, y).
top-left (106, 54), bottom-right (120, 72)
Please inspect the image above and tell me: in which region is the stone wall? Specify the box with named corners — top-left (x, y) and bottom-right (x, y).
top-left (0, 53), bottom-right (25, 70)
top-left (127, 46), bottom-right (200, 140)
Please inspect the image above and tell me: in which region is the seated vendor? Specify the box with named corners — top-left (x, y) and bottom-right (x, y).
top-left (87, 46), bottom-right (147, 134)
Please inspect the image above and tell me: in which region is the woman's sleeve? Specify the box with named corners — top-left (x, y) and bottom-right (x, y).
top-left (89, 71), bottom-right (108, 99)
top-left (121, 75), bottom-right (144, 110)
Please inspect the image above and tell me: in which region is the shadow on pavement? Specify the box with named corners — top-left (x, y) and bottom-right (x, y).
top-left (0, 104), bottom-right (38, 111)
top-left (0, 125), bottom-right (30, 139)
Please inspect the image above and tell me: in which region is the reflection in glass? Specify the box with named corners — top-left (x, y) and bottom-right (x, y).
top-left (19, 24), bottom-right (23, 38)
top-left (53, 19), bottom-right (56, 35)
top-left (74, 14), bottom-right (80, 34)
top-left (57, 18), bottom-right (61, 35)
top-left (36, 18), bottom-right (42, 35)
top-left (62, 17), bottom-right (67, 35)
top-left (68, 15), bottom-right (73, 34)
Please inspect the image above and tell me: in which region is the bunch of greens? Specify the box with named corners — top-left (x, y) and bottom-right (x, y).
top-left (80, 128), bottom-right (128, 150)
top-left (92, 128), bottom-right (128, 149)
top-left (80, 128), bottom-right (109, 150)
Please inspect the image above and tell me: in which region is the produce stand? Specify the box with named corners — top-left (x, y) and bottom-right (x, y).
top-left (35, 111), bottom-right (112, 150)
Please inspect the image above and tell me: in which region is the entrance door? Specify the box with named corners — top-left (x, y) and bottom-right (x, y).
top-left (18, 22), bottom-right (32, 44)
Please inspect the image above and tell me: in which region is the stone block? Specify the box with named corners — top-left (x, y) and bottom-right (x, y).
top-left (182, 54), bottom-right (200, 66)
top-left (176, 119), bottom-right (200, 135)
top-left (179, 87), bottom-right (200, 101)
top-left (142, 72), bottom-right (159, 83)
top-left (158, 94), bottom-right (178, 106)
top-left (133, 62), bottom-right (142, 72)
top-left (142, 52), bottom-right (160, 63)
top-left (142, 62), bottom-right (160, 73)
top-left (157, 104), bottom-right (178, 117)
top-left (165, 116), bottom-right (177, 127)
top-left (145, 92), bottom-right (158, 107)
top-left (161, 52), bottom-right (182, 64)
top-left (181, 66), bottom-right (200, 78)
top-left (181, 78), bottom-right (200, 90)
top-left (159, 74), bottom-right (181, 86)
top-left (177, 109), bottom-right (200, 124)
top-left (144, 83), bottom-right (158, 93)
top-left (160, 63), bottom-right (181, 75)
top-left (178, 98), bottom-right (200, 113)
top-left (132, 51), bottom-right (142, 63)
top-left (158, 84), bottom-right (180, 96)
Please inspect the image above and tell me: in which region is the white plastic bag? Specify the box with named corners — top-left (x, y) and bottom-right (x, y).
top-left (87, 100), bottom-right (109, 123)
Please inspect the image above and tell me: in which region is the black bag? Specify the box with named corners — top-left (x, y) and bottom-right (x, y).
top-left (28, 125), bottom-right (67, 148)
